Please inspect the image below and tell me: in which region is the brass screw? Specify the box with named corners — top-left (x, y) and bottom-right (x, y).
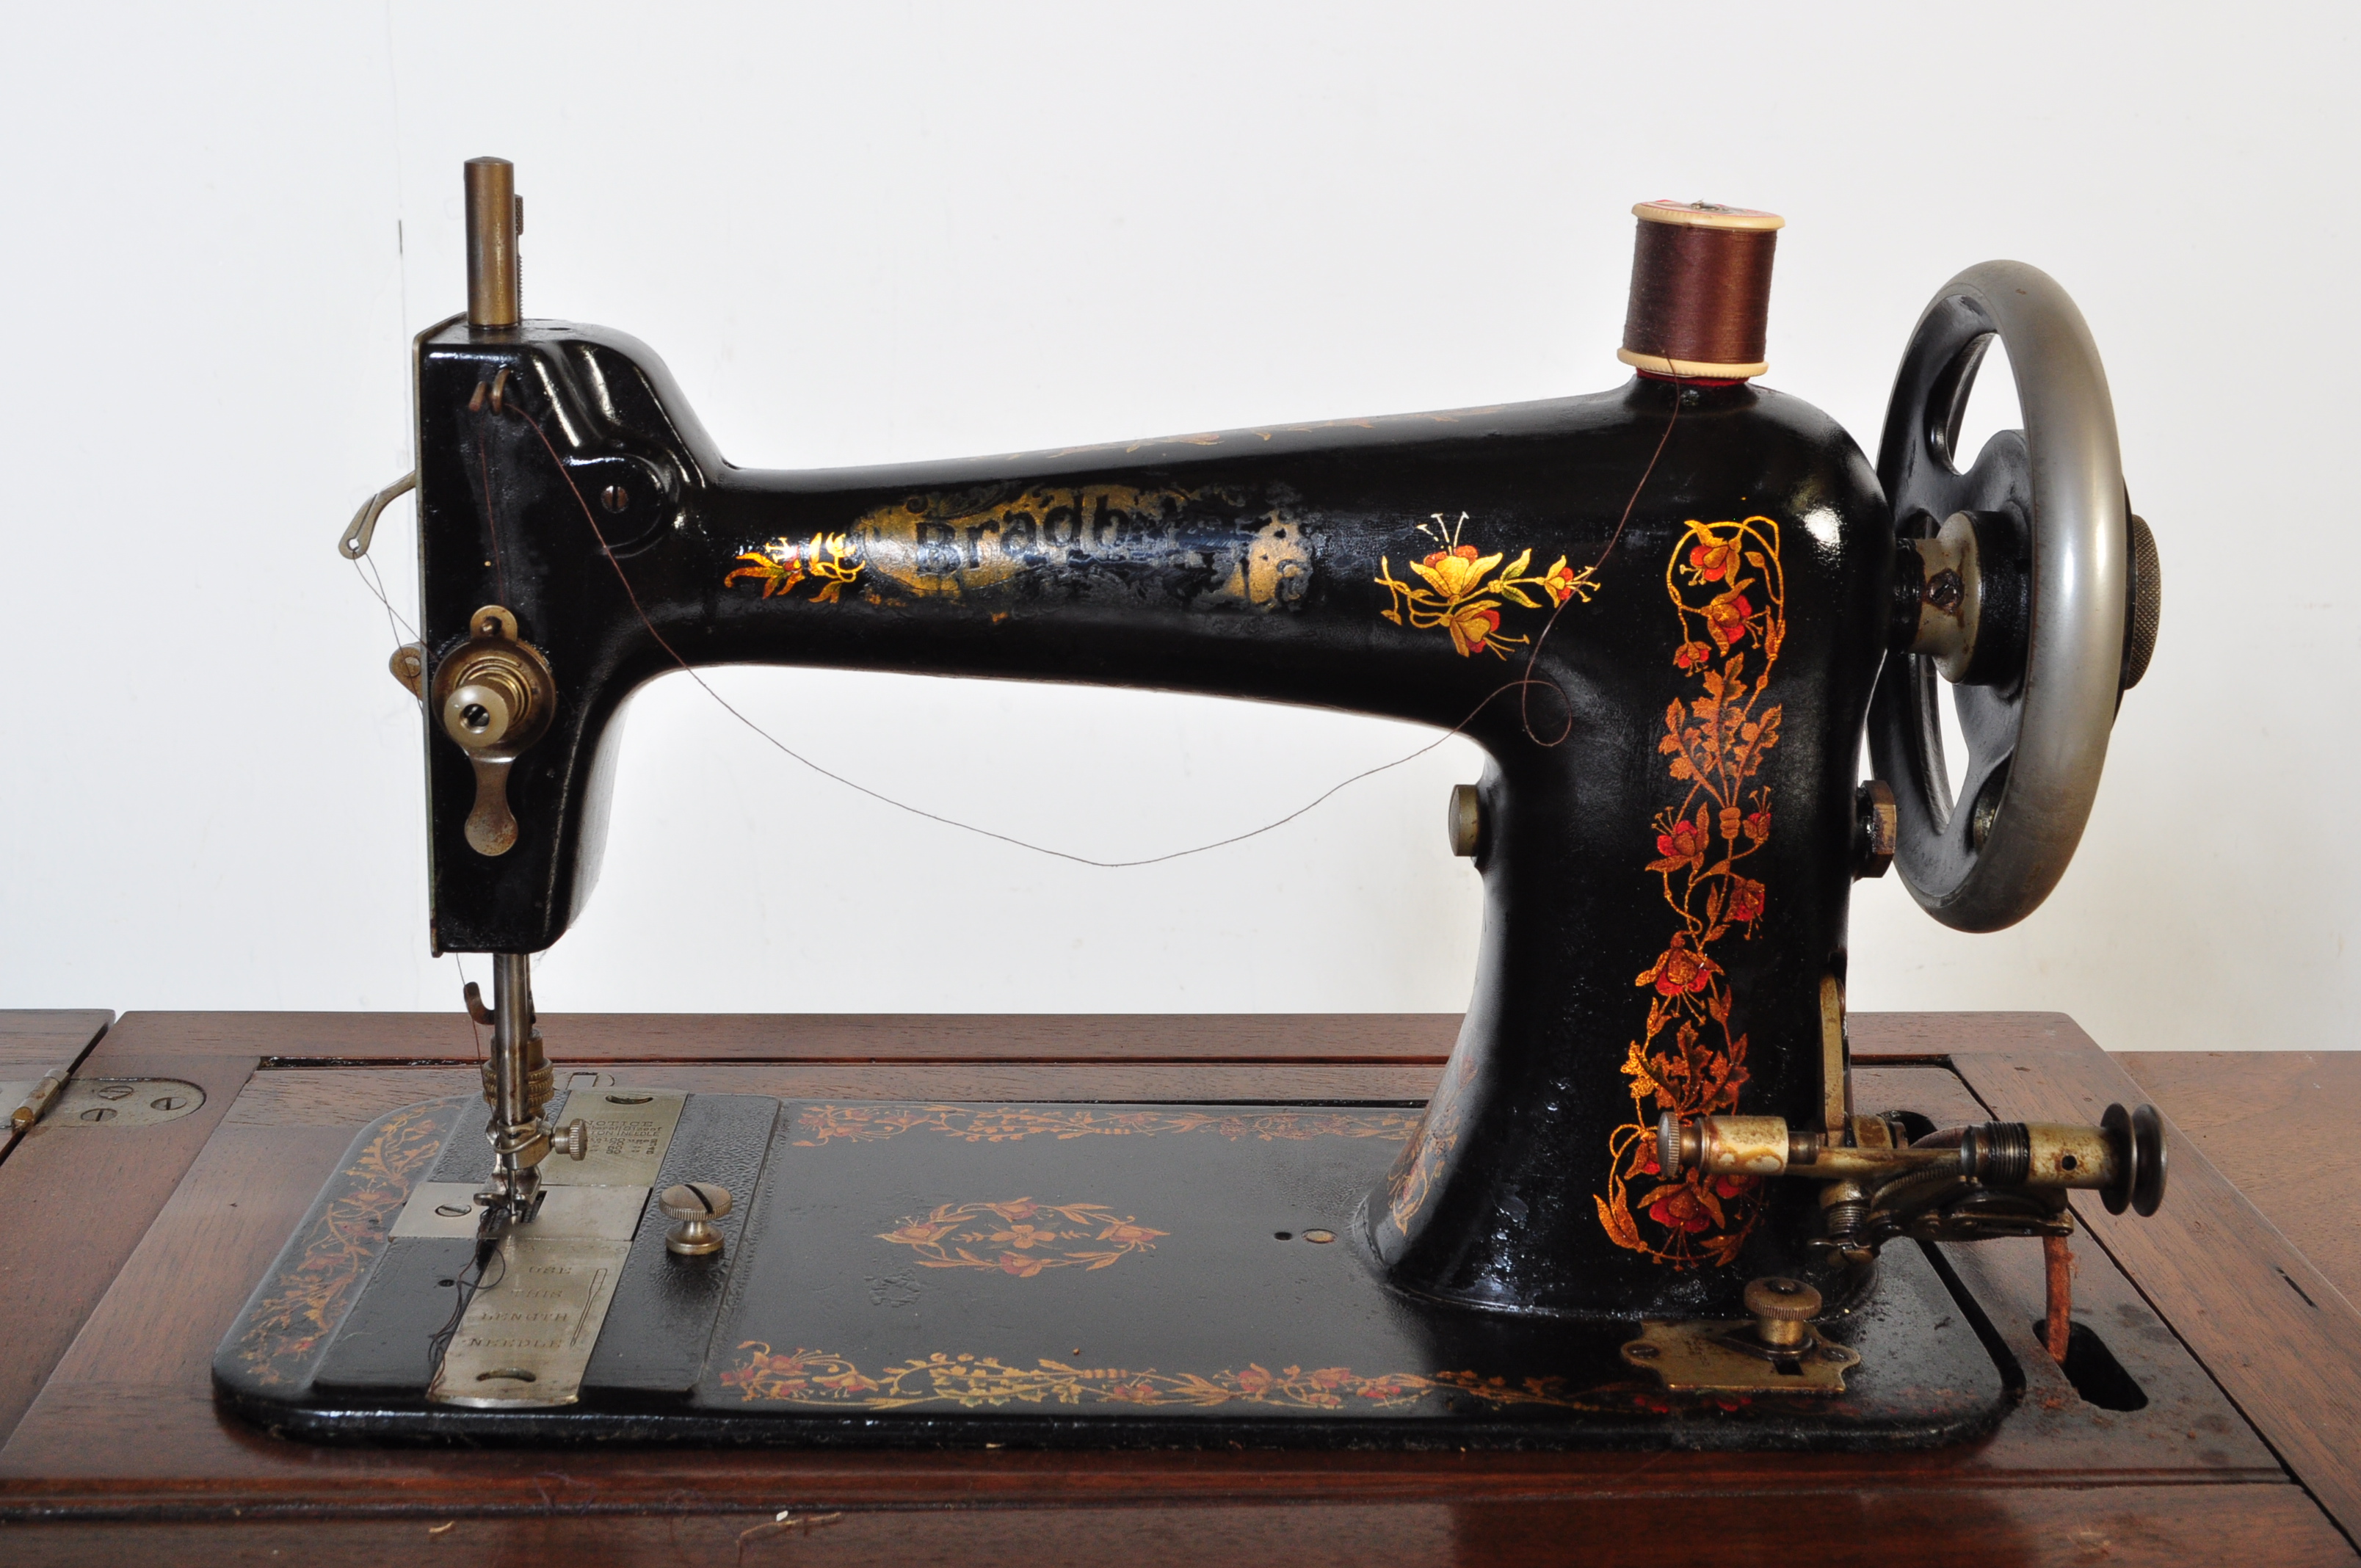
top-left (601, 484), bottom-right (628, 513)
top-left (1744, 1276), bottom-right (1822, 1349)
top-left (660, 1182), bottom-right (734, 1257)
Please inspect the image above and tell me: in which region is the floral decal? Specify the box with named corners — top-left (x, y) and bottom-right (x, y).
top-left (877, 1197), bottom-right (1167, 1278)
top-left (233, 1099), bottom-right (457, 1384)
top-left (1598, 517), bottom-right (1786, 1268)
top-left (794, 1104), bottom-right (1420, 1147)
top-left (1382, 1048), bottom-right (1476, 1241)
top-left (1375, 512), bottom-right (1596, 658)
top-left (724, 532), bottom-right (865, 600)
top-left (722, 1345), bottom-right (1615, 1413)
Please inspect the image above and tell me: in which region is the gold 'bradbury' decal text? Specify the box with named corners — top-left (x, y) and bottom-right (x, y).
top-left (728, 486), bottom-right (1314, 611)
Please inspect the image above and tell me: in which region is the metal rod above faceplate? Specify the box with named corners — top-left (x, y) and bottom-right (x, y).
top-left (465, 156), bottom-right (520, 329)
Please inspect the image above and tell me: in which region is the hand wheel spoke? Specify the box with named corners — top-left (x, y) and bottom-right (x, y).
top-left (1864, 262), bottom-right (2134, 931)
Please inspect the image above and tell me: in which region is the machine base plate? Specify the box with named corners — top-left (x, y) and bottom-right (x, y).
top-left (214, 1095), bottom-right (2012, 1451)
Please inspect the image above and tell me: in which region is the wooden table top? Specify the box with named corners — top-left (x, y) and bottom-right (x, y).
top-left (2117, 1050), bottom-right (2361, 1311)
top-left (0, 1010), bottom-right (2354, 1567)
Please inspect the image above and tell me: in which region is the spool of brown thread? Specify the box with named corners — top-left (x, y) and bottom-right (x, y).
top-left (1618, 200), bottom-right (1783, 380)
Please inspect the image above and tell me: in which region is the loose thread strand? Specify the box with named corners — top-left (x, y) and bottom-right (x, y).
top-left (487, 379), bottom-right (1680, 870)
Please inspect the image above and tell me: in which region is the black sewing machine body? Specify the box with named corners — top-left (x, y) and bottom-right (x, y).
top-left (225, 176), bottom-right (2166, 1448)
top-left (415, 318), bottom-right (1892, 1321)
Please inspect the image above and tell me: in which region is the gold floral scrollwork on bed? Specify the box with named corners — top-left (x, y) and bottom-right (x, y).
top-left (876, 1197), bottom-right (1167, 1278)
top-left (721, 1345), bottom-right (1620, 1412)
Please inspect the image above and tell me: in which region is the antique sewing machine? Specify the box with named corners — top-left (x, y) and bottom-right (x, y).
top-left (215, 158), bottom-right (2169, 1450)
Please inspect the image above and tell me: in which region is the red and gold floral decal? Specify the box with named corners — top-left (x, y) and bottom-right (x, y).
top-left (1376, 512), bottom-right (1596, 658)
top-left (723, 532), bottom-right (866, 600)
top-left (722, 1344), bottom-right (1616, 1413)
top-left (877, 1197), bottom-right (1167, 1278)
top-left (234, 1098), bottom-right (457, 1384)
top-left (1598, 516), bottom-right (1786, 1268)
top-left (1382, 1048), bottom-right (1475, 1240)
top-left (794, 1103), bottom-right (1420, 1148)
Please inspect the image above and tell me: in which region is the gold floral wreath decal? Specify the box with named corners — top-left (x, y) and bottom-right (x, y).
top-left (1599, 516), bottom-right (1786, 1269)
top-left (724, 532), bottom-right (866, 600)
top-left (877, 1197), bottom-right (1167, 1278)
top-left (1376, 512), bottom-right (1595, 658)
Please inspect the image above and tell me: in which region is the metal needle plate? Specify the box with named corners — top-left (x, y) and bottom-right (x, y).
top-left (393, 1182), bottom-right (648, 1242)
top-left (545, 1088), bottom-right (684, 1186)
top-left (421, 1089), bottom-right (684, 1408)
top-left (428, 1237), bottom-right (631, 1409)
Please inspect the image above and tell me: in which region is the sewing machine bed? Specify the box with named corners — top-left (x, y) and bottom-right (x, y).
top-left (223, 1087), bottom-right (2050, 1450)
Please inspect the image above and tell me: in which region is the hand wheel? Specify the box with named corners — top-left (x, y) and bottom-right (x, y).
top-left (1867, 261), bottom-right (2161, 932)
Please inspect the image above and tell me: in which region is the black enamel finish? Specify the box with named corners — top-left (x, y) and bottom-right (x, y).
top-left (583, 1092), bottom-right (778, 1398)
top-left (219, 1097), bottom-right (2009, 1451)
top-left (410, 322), bottom-right (1892, 1317)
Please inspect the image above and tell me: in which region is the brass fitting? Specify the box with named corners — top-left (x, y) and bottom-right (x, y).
top-left (430, 606), bottom-right (556, 857)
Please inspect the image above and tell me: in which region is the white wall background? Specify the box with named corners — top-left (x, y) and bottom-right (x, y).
top-left (0, 3), bottom-right (2346, 1049)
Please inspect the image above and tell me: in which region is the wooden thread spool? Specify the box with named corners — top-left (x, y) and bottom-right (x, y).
top-left (1618, 200), bottom-right (1783, 381)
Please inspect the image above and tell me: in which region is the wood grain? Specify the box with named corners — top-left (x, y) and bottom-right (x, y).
top-left (98, 1008), bottom-right (2098, 1067)
top-left (1954, 1038), bottom-right (2361, 1547)
top-left (1849, 1011), bottom-right (2100, 1059)
top-left (222, 1063), bottom-right (1445, 1126)
top-left (2119, 1050), bottom-right (2361, 1312)
top-left (0, 1486), bottom-right (2347, 1568)
top-left (109, 1010), bottom-right (1465, 1064)
top-left (0, 1011), bottom-right (109, 1073)
top-left (0, 1012), bottom-right (248, 1448)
